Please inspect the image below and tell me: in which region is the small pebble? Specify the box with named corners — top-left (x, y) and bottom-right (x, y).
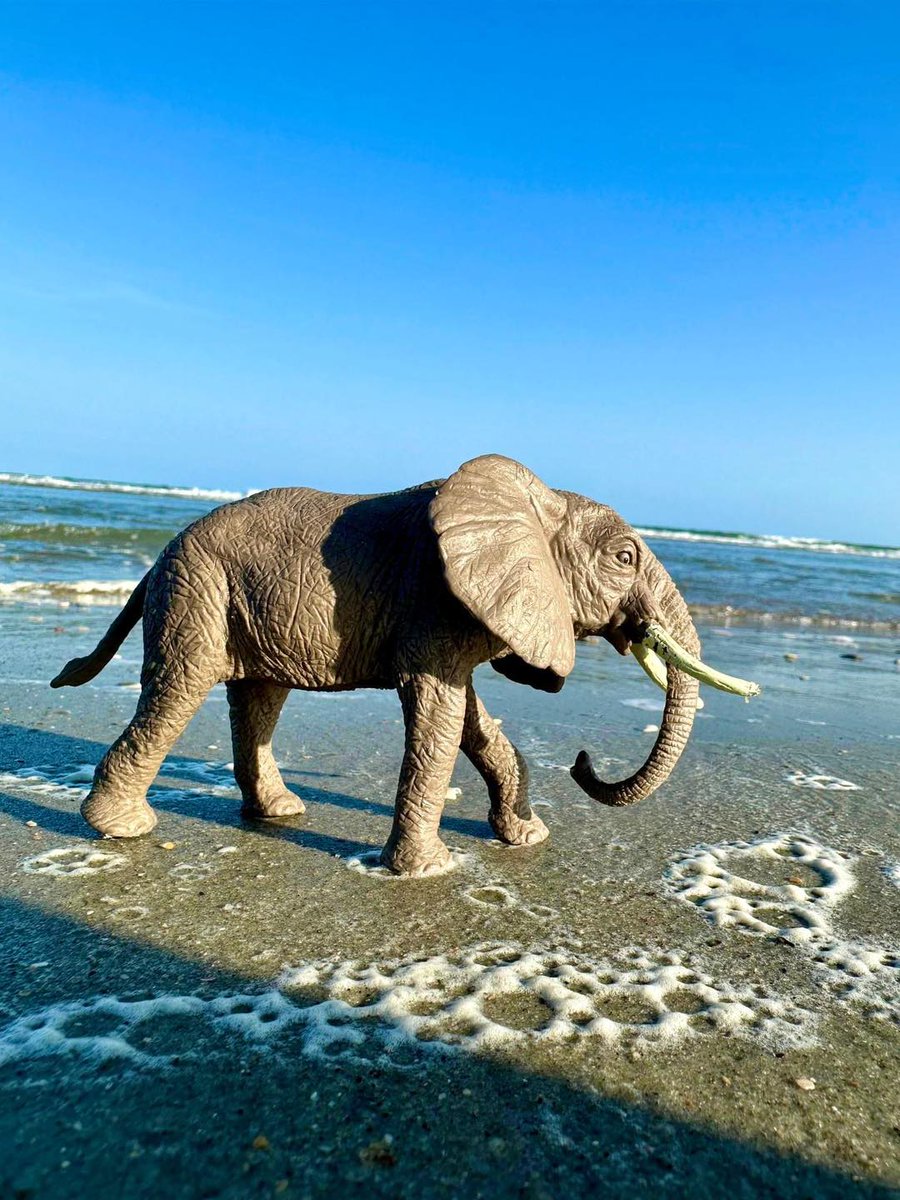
top-left (794, 1076), bottom-right (816, 1091)
top-left (218, 845), bottom-right (238, 854)
top-left (25, 820), bottom-right (37, 828)
top-left (251, 1134), bottom-right (270, 1151)
top-left (359, 1137), bottom-right (395, 1168)
top-left (642, 724), bottom-right (659, 734)
top-left (784, 653), bottom-right (798, 662)
top-left (840, 653), bottom-right (863, 661)
top-left (158, 842), bottom-right (176, 851)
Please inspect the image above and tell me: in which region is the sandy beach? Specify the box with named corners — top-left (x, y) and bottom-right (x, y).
top-left (1, 596), bottom-right (898, 1197)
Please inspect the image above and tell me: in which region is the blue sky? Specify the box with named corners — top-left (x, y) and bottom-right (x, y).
top-left (1, 3), bottom-right (898, 543)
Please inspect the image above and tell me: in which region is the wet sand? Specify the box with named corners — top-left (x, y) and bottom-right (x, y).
top-left (1, 607), bottom-right (898, 1197)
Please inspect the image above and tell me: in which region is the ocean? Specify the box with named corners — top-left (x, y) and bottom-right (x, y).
top-left (1, 471), bottom-right (898, 631)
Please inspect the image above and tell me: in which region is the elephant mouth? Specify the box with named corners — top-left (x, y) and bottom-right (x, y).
top-left (599, 612), bottom-right (646, 657)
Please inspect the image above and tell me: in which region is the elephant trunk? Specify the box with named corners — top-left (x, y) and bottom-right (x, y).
top-left (570, 563), bottom-right (702, 807)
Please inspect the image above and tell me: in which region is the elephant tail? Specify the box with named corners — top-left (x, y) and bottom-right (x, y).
top-left (50, 573), bottom-right (150, 688)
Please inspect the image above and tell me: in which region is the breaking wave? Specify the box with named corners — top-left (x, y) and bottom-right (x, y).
top-left (0, 472), bottom-right (246, 503)
top-left (637, 526), bottom-right (900, 561)
top-left (0, 580), bottom-right (140, 606)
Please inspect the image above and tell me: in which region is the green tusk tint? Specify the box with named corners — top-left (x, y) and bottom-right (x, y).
top-left (641, 622), bottom-right (761, 700)
top-left (631, 641), bottom-right (704, 709)
top-left (631, 642), bottom-right (668, 690)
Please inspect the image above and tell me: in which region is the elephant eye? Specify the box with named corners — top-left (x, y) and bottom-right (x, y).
top-left (616, 549), bottom-right (634, 566)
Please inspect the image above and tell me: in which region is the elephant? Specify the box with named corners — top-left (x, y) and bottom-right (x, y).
top-left (51, 454), bottom-right (758, 876)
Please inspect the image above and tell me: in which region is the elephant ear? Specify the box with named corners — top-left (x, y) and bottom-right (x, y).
top-left (429, 455), bottom-right (575, 680)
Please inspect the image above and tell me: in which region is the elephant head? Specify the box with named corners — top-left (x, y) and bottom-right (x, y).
top-left (430, 455), bottom-right (758, 809)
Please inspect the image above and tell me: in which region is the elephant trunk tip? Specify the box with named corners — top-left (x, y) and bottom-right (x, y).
top-left (570, 749), bottom-right (641, 808)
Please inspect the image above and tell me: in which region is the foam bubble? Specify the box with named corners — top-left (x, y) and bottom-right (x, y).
top-left (663, 833), bottom-right (854, 943)
top-left (785, 771), bottom-right (859, 791)
top-left (168, 863), bottom-right (216, 882)
top-left (807, 940), bottom-right (900, 1021)
top-left (0, 765), bottom-right (94, 803)
top-left (21, 846), bottom-right (128, 877)
top-left (1, 760), bottom-right (239, 807)
top-left (0, 941), bottom-right (815, 1077)
top-left (664, 833), bottom-right (900, 1023)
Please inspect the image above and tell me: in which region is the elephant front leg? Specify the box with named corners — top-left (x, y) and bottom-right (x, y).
top-left (381, 674), bottom-right (467, 876)
top-left (461, 686), bottom-right (548, 848)
top-left (227, 681), bottom-right (305, 818)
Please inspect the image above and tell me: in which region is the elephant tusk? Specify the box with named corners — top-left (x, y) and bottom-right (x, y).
top-left (640, 622), bottom-right (760, 700)
top-left (631, 642), bottom-right (668, 691)
top-left (631, 642), bottom-right (704, 709)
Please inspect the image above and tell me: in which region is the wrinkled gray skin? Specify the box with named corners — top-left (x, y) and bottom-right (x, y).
top-left (52, 455), bottom-right (701, 876)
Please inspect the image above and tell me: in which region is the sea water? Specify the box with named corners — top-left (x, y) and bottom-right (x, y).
top-left (1, 471), bottom-right (899, 629)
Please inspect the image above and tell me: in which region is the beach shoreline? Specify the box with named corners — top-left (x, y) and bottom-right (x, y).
top-left (1, 602), bottom-right (898, 1195)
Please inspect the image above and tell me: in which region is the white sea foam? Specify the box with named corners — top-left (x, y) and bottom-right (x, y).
top-left (0, 472), bottom-right (246, 502)
top-left (785, 770), bottom-right (859, 791)
top-left (0, 941), bottom-right (815, 1075)
top-left (2, 762), bottom-right (239, 838)
top-left (0, 765), bottom-right (95, 802)
top-left (663, 833), bottom-right (854, 943)
top-left (0, 579), bottom-right (142, 607)
top-left (168, 862), bottom-right (216, 883)
top-left (664, 833), bottom-right (900, 1023)
top-left (21, 846), bottom-right (128, 877)
top-left (621, 697), bottom-right (665, 712)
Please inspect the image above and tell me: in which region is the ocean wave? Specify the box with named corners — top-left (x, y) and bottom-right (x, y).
top-left (0, 580), bottom-right (140, 606)
top-left (637, 527), bottom-right (900, 561)
top-left (2, 473), bottom-right (896, 560)
top-left (688, 604), bottom-right (900, 633)
top-left (0, 521), bottom-right (173, 546)
top-left (0, 472), bottom-right (245, 503)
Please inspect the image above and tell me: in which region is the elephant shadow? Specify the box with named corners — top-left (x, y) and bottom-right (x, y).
top-left (0, 723), bottom-right (493, 856)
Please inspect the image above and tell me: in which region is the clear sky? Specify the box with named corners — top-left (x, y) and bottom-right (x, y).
top-left (1, 3), bottom-right (898, 544)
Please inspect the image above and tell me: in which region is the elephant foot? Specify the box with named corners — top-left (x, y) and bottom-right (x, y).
top-left (489, 809), bottom-right (549, 847)
top-left (81, 789), bottom-right (158, 839)
top-left (380, 834), bottom-right (453, 877)
top-left (240, 787), bottom-right (306, 819)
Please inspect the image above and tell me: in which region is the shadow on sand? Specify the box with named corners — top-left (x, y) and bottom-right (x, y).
top-left (0, 892), bottom-right (893, 1200)
top-left (0, 722), bottom-right (491, 857)
top-left (0, 723), bottom-right (896, 1197)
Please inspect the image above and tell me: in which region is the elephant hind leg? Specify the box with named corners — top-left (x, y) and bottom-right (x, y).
top-left (82, 673), bottom-right (211, 838)
top-left (227, 681), bottom-right (305, 818)
top-left (461, 686), bottom-right (548, 848)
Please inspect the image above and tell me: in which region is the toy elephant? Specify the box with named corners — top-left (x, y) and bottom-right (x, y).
top-left (52, 454), bottom-right (757, 875)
